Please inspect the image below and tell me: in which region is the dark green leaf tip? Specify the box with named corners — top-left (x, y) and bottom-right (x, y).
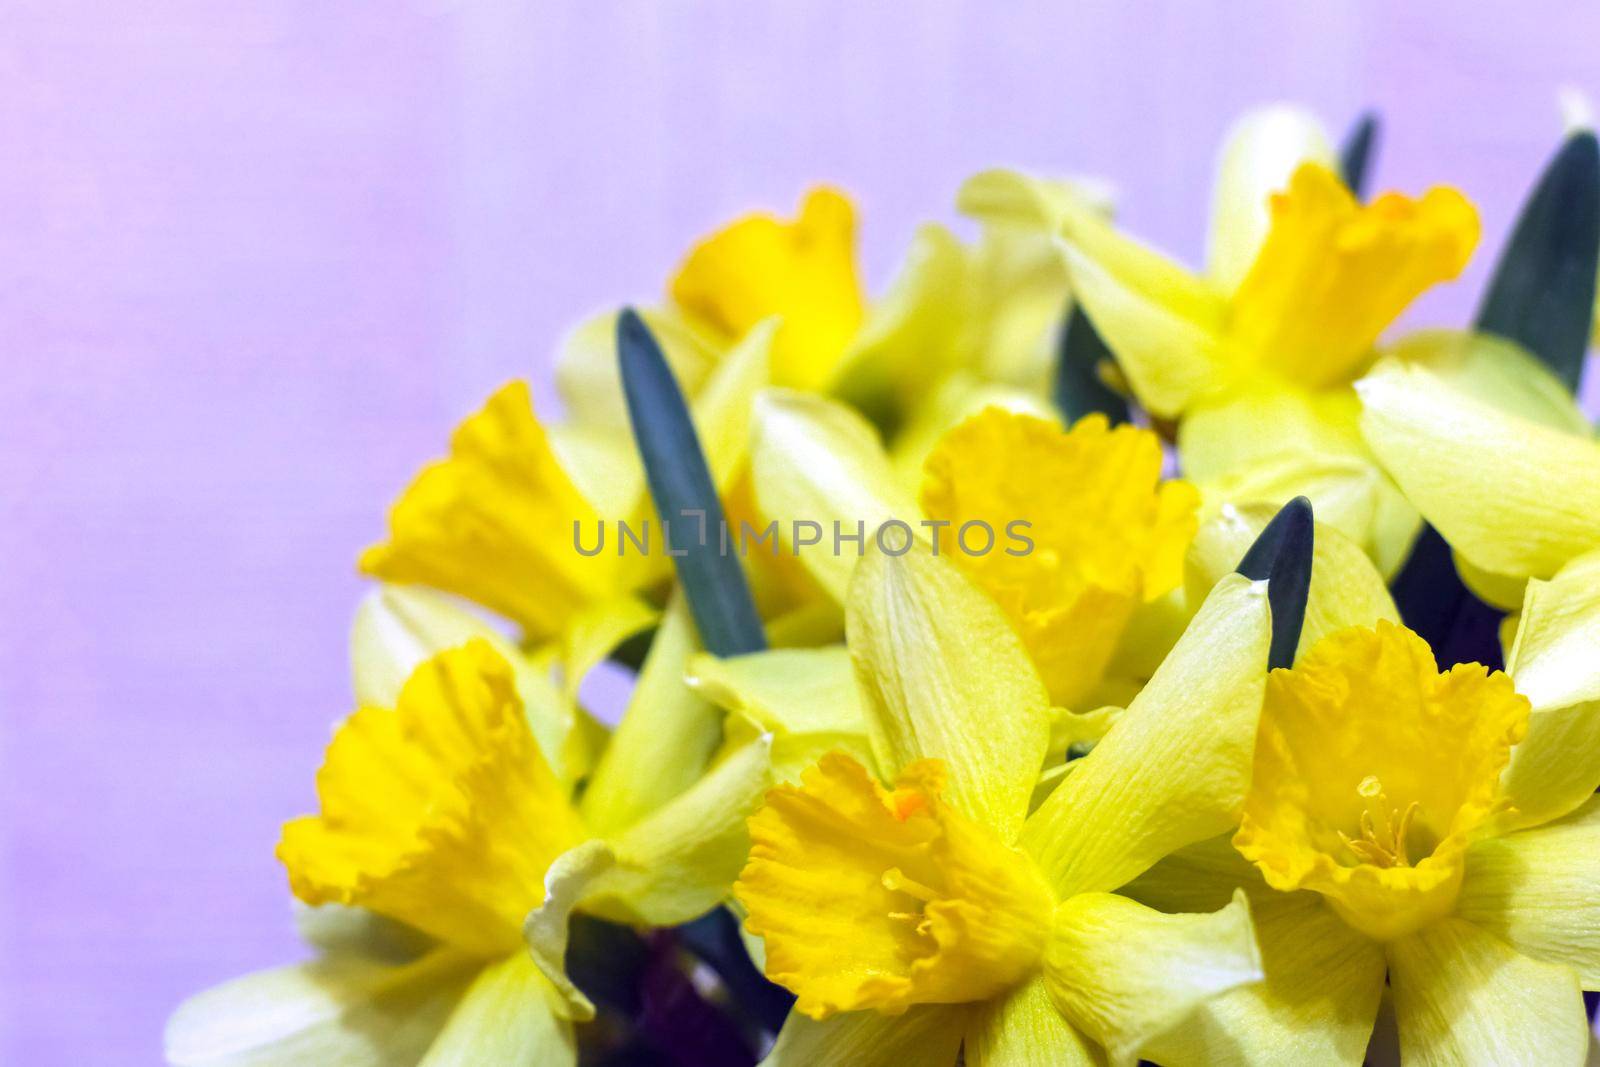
top-left (1235, 496), bottom-right (1314, 671)
top-left (1339, 111), bottom-right (1380, 201)
top-left (617, 307), bottom-right (766, 658)
top-left (1476, 130), bottom-right (1600, 394)
top-left (1054, 305), bottom-right (1131, 425)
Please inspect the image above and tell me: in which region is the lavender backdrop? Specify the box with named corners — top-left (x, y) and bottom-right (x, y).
top-left (6, 2), bottom-right (1600, 1062)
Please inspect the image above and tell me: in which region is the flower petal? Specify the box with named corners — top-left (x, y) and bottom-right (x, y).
top-left (1143, 894), bottom-right (1386, 1067)
top-left (418, 953), bottom-right (573, 1067)
top-left (1502, 549), bottom-right (1600, 827)
top-left (1042, 890), bottom-right (1262, 1067)
top-left (760, 1005), bottom-right (967, 1067)
top-left (1021, 574), bottom-right (1270, 897)
top-left (962, 169), bottom-right (1229, 417)
top-left (579, 595), bottom-right (720, 836)
top-left (525, 738), bottom-right (773, 1017)
top-left (1458, 795), bottom-right (1600, 984)
top-left (1358, 360), bottom-right (1600, 581)
top-left (963, 974), bottom-right (1101, 1067)
top-left (750, 389), bottom-right (919, 602)
top-left (846, 545), bottom-right (1052, 840)
top-left (684, 647), bottom-right (872, 781)
top-left (1385, 329), bottom-right (1594, 436)
top-left (1387, 917), bottom-right (1586, 1067)
top-left (165, 952), bottom-right (475, 1067)
top-left (1206, 105), bottom-right (1337, 293)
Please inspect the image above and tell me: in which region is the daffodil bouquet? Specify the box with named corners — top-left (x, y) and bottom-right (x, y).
top-left (166, 103), bottom-right (1600, 1067)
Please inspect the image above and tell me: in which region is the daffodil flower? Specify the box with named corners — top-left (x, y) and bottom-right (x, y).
top-left (166, 591), bottom-right (772, 1065)
top-left (750, 389), bottom-right (1199, 712)
top-left (962, 105), bottom-right (1490, 576)
top-left (1127, 601), bottom-right (1600, 1066)
top-left (732, 539), bottom-right (1274, 1066)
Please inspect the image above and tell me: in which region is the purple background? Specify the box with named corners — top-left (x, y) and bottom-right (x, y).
top-left (6, 3), bottom-right (1600, 1062)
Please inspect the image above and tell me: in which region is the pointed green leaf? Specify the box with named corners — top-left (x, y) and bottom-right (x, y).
top-left (1339, 111), bottom-right (1380, 200)
top-left (1054, 305), bottom-right (1131, 424)
top-left (1236, 496), bottom-right (1314, 670)
top-left (618, 308), bottom-right (766, 657)
top-left (1476, 132), bottom-right (1600, 393)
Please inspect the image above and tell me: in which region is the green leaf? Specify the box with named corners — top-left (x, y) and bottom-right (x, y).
top-left (1339, 111), bottom-right (1380, 201)
top-left (1235, 496), bottom-right (1313, 670)
top-left (1054, 305), bottom-right (1131, 424)
top-left (617, 308), bottom-right (766, 657)
top-left (1475, 131), bottom-right (1600, 394)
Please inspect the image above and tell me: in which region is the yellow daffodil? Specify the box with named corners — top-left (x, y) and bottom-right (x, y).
top-left (962, 105), bottom-right (1492, 576)
top-left (748, 390), bottom-right (1199, 711)
top-left (732, 538), bottom-right (1274, 1066)
top-left (1358, 357), bottom-right (1600, 609)
top-left (1127, 603), bottom-right (1600, 1066)
top-left (167, 592), bottom-right (772, 1064)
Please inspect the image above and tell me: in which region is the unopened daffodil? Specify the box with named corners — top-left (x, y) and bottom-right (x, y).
top-left (733, 538), bottom-right (1275, 1066)
top-left (963, 105), bottom-right (1491, 576)
top-left (166, 591), bottom-right (771, 1065)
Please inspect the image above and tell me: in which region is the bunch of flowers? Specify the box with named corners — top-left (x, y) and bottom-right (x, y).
top-left (166, 104), bottom-right (1600, 1066)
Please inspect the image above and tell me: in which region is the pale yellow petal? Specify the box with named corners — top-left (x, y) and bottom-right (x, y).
top-left (1042, 890), bottom-right (1262, 1067)
top-left (165, 952), bottom-right (476, 1067)
top-left (684, 646), bottom-right (863, 739)
top-left (1458, 795), bottom-right (1600, 984)
top-left (750, 388), bottom-right (919, 602)
top-left (960, 168), bottom-right (1229, 417)
top-left (1143, 894), bottom-right (1385, 1067)
top-left (1358, 360), bottom-right (1600, 580)
top-left (1206, 104), bottom-right (1337, 293)
top-left (1502, 549), bottom-right (1600, 827)
top-left (579, 595), bottom-right (719, 836)
top-left (760, 1005), bottom-right (967, 1067)
top-left (846, 545), bottom-right (1052, 840)
top-left (1385, 329), bottom-right (1595, 436)
top-left (1387, 917), bottom-right (1586, 1067)
top-left (418, 952), bottom-right (572, 1067)
top-left (1021, 574), bottom-right (1270, 897)
top-left (557, 595), bottom-right (658, 700)
top-left (577, 736), bottom-right (773, 927)
top-left (963, 974), bottom-right (1101, 1067)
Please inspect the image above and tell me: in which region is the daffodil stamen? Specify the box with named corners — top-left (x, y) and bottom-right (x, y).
top-left (1337, 776), bottom-right (1422, 868)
